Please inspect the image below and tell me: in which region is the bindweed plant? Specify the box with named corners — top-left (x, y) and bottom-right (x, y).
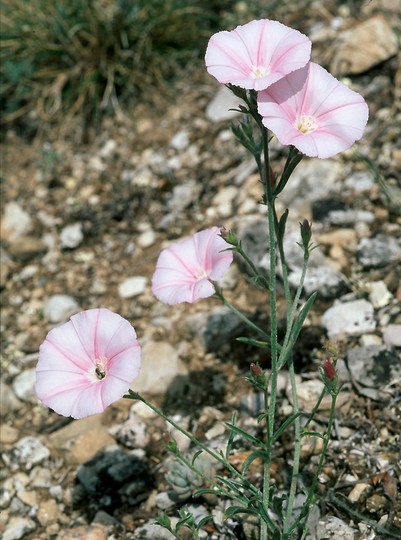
top-left (35, 18), bottom-right (369, 540)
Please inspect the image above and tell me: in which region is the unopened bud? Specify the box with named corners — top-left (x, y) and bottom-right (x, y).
top-left (322, 359), bottom-right (336, 380)
top-left (220, 228), bottom-right (239, 247)
top-left (163, 432), bottom-right (178, 453)
top-left (250, 363), bottom-right (263, 377)
top-left (300, 219), bottom-right (312, 248)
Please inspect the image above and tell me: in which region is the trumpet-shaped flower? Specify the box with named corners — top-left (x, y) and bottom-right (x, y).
top-left (152, 227), bottom-right (233, 305)
top-left (257, 62), bottom-right (369, 158)
top-left (36, 308), bottom-right (141, 419)
top-left (205, 19), bottom-right (311, 91)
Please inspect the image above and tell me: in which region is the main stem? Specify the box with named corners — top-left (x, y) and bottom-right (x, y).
top-left (259, 121), bottom-right (279, 540)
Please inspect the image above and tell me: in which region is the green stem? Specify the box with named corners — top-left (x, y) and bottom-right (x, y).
top-left (214, 286), bottom-right (272, 342)
top-left (303, 387), bottom-right (327, 431)
top-left (278, 251), bottom-right (310, 370)
top-left (286, 390), bottom-right (339, 536)
top-left (234, 243), bottom-right (269, 291)
top-left (174, 451), bottom-right (239, 502)
top-left (283, 354), bottom-right (302, 534)
top-left (125, 390), bottom-right (246, 485)
top-left (259, 119), bottom-right (280, 540)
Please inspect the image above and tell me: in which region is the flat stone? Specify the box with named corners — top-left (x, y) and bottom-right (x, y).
top-left (37, 499), bottom-right (60, 526)
top-left (134, 521), bottom-right (175, 539)
top-left (3, 517), bottom-right (36, 540)
top-left (6, 436), bottom-right (50, 470)
top-left (316, 516), bottom-right (357, 539)
top-left (1, 201), bottom-right (33, 241)
top-left (17, 489), bottom-right (39, 507)
top-left (109, 417), bottom-right (148, 449)
top-left (206, 86), bottom-right (243, 122)
top-left (118, 276), bottom-right (147, 298)
top-left (344, 171), bottom-right (375, 192)
top-left (56, 525), bottom-right (107, 540)
top-left (49, 415), bottom-right (114, 465)
top-left (0, 382), bottom-right (23, 415)
top-left (347, 345), bottom-right (401, 388)
top-left (321, 299), bottom-right (376, 341)
top-left (382, 324), bottom-right (401, 347)
top-left (43, 294), bottom-right (79, 323)
top-left (357, 234), bottom-right (401, 268)
top-left (366, 280), bottom-right (392, 308)
top-left (131, 340), bottom-right (188, 395)
top-left (166, 181), bottom-right (202, 214)
top-left (7, 236), bottom-right (47, 262)
top-left (0, 424), bottom-right (19, 445)
top-left (278, 159), bottom-right (342, 215)
top-left (12, 368), bottom-right (37, 403)
top-left (331, 16), bottom-right (398, 75)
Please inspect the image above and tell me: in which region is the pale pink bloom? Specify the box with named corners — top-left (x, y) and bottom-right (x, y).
top-left (205, 19), bottom-right (311, 91)
top-left (36, 308), bottom-right (141, 419)
top-left (257, 62), bottom-right (369, 158)
top-left (152, 227), bottom-right (233, 305)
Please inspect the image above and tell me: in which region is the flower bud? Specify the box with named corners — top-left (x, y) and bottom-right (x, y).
top-left (220, 228), bottom-right (239, 247)
top-left (250, 363), bottom-right (263, 377)
top-left (299, 219), bottom-right (312, 248)
top-left (164, 432), bottom-right (179, 453)
top-left (322, 359), bottom-right (336, 380)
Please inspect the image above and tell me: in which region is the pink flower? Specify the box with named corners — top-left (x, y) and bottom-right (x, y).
top-left (257, 62), bottom-right (369, 158)
top-left (35, 308), bottom-right (141, 419)
top-left (205, 19), bottom-right (311, 91)
top-left (152, 227), bottom-right (233, 305)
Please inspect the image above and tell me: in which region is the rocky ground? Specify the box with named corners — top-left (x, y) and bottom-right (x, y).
top-left (1, 2), bottom-right (401, 539)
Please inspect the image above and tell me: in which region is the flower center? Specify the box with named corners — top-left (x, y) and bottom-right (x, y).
top-left (296, 114), bottom-right (317, 134)
top-left (250, 65), bottom-right (269, 79)
top-left (94, 357), bottom-right (107, 380)
top-left (194, 268), bottom-right (208, 280)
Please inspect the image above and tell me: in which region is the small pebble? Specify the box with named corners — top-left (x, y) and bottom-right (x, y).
top-left (3, 517), bottom-right (36, 540)
top-left (118, 276), bottom-right (147, 298)
top-left (43, 294), bottom-right (79, 323)
top-left (60, 223), bottom-right (84, 249)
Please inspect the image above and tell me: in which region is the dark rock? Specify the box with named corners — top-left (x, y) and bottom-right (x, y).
top-left (312, 200), bottom-right (347, 222)
top-left (76, 448), bottom-right (151, 510)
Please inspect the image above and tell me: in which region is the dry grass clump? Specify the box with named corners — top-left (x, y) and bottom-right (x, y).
top-left (1, 0), bottom-right (223, 128)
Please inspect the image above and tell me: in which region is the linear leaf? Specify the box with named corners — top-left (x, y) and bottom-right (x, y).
top-left (272, 412), bottom-right (304, 443)
top-left (225, 422), bottom-right (265, 447)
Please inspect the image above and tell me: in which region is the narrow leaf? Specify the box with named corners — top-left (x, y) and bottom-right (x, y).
top-left (236, 336), bottom-right (271, 348)
top-left (303, 431), bottom-right (325, 439)
top-left (272, 411), bottom-right (304, 443)
top-left (241, 450), bottom-right (268, 476)
top-left (225, 422), bottom-right (264, 447)
top-left (224, 505), bottom-right (258, 519)
top-left (277, 208), bottom-right (289, 242)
